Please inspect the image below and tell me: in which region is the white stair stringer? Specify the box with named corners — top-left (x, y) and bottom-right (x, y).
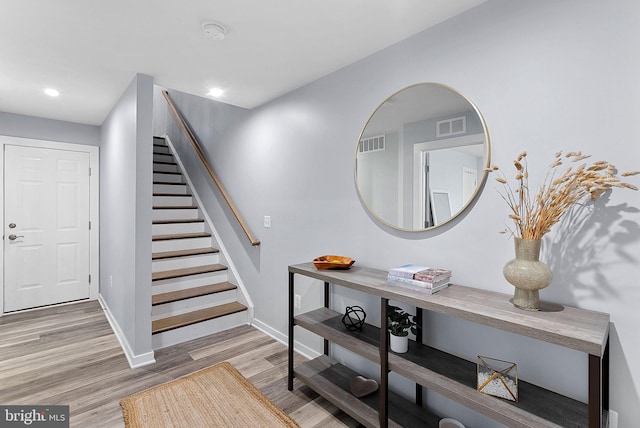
top-left (150, 136), bottom-right (252, 349)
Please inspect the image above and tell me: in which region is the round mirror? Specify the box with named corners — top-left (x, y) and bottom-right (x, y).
top-left (355, 83), bottom-right (490, 231)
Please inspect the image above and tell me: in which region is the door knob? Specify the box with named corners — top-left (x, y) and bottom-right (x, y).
top-left (8, 223), bottom-right (16, 229)
top-left (8, 234), bottom-right (24, 241)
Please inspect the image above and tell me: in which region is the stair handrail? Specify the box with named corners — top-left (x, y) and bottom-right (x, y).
top-left (162, 90), bottom-right (261, 247)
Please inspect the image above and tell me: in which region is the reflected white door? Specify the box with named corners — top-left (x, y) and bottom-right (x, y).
top-left (4, 145), bottom-right (90, 312)
top-left (462, 167), bottom-right (477, 203)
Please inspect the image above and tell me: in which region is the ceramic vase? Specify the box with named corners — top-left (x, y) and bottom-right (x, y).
top-left (503, 238), bottom-right (552, 311)
top-left (389, 334), bottom-right (409, 353)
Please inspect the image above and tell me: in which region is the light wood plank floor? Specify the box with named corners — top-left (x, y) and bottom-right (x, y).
top-left (0, 301), bottom-right (360, 428)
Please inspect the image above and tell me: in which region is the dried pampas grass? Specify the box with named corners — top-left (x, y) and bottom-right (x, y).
top-left (485, 151), bottom-right (639, 239)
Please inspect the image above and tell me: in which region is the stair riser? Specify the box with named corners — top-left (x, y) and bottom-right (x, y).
top-left (151, 289), bottom-right (238, 319)
top-left (153, 163), bottom-right (180, 173)
top-left (152, 253), bottom-right (220, 273)
top-left (153, 195), bottom-right (194, 207)
top-left (152, 221), bottom-right (205, 235)
top-left (152, 208), bottom-right (199, 221)
top-left (153, 183), bottom-right (189, 195)
top-left (154, 147), bottom-right (171, 155)
top-left (153, 172), bottom-right (183, 183)
top-left (152, 236), bottom-right (212, 253)
top-left (152, 271), bottom-right (229, 294)
top-left (153, 153), bottom-right (174, 163)
top-left (152, 310), bottom-right (248, 349)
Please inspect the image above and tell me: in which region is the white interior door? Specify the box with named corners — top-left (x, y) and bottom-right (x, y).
top-left (462, 167), bottom-right (478, 203)
top-left (4, 145), bottom-right (90, 312)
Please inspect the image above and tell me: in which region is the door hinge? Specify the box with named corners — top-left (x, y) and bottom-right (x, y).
top-left (89, 167), bottom-right (92, 176)
top-left (89, 274), bottom-right (91, 284)
top-left (89, 221), bottom-right (91, 230)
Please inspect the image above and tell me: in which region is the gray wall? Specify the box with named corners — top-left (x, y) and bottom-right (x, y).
top-left (356, 131), bottom-right (400, 227)
top-left (100, 74), bottom-right (153, 360)
top-left (0, 111), bottom-right (100, 146)
top-left (154, 0), bottom-right (640, 425)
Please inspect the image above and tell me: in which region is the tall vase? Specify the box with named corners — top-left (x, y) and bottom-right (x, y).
top-left (503, 238), bottom-right (552, 311)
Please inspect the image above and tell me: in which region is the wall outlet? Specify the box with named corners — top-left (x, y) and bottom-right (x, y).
top-left (294, 294), bottom-right (302, 309)
top-left (264, 216), bottom-right (271, 228)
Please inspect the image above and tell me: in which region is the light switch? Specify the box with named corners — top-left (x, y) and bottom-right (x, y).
top-left (264, 216), bottom-right (271, 228)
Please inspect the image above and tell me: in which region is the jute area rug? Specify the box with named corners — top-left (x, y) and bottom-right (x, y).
top-left (120, 361), bottom-right (299, 428)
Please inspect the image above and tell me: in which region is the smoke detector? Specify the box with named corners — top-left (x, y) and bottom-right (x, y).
top-left (202, 22), bottom-right (227, 41)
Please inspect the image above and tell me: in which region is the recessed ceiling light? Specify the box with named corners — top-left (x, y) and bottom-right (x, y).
top-left (44, 88), bottom-right (60, 97)
top-left (202, 22), bottom-right (227, 41)
top-left (207, 88), bottom-right (225, 97)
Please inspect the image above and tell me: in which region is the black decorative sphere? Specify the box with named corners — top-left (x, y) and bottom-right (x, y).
top-left (342, 306), bottom-right (366, 331)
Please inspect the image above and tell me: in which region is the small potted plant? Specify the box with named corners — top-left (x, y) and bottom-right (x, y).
top-left (387, 305), bottom-right (418, 353)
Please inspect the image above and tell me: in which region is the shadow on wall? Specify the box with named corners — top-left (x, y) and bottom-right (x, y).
top-left (609, 323), bottom-right (640, 426)
top-left (543, 192), bottom-right (640, 304)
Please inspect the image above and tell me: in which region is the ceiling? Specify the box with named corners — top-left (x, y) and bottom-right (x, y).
top-left (0, 0), bottom-right (487, 126)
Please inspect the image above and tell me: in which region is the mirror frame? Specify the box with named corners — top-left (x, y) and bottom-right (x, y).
top-left (354, 82), bottom-right (491, 231)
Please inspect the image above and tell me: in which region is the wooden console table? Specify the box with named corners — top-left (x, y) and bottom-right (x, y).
top-left (287, 262), bottom-right (609, 428)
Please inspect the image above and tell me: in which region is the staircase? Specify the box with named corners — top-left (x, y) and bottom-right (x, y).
top-left (151, 136), bottom-right (249, 349)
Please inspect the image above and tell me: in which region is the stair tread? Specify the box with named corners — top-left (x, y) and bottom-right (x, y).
top-left (153, 161), bottom-right (177, 165)
top-left (152, 247), bottom-right (218, 260)
top-left (152, 219), bottom-right (205, 225)
top-left (153, 205), bottom-right (198, 210)
top-left (153, 181), bottom-right (185, 186)
top-left (152, 263), bottom-right (227, 281)
top-left (152, 301), bottom-right (247, 334)
top-left (152, 282), bottom-right (237, 306)
top-left (152, 232), bottom-right (211, 241)
top-left (154, 171), bottom-right (182, 175)
top-left (153, 193), bottom-right (193, 197)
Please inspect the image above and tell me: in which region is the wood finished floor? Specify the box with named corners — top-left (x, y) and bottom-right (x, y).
top-left (0, 301), bottom-right (360, 428)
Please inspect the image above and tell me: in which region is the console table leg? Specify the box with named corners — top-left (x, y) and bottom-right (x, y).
top-left (415, 308), bottom-right (423, 407)
top-left (603, 340), bottom-right (609, 414)
top-left (588, 339), bottom-right (609, 427)
top-left (288, 272), bottom-right (295, 391)
top-left (588, 351), bottom-right (603, 428)
top-left (324, 281), bottom-right (330, 355)
top-left (380, 298), bottom-right (389, 428)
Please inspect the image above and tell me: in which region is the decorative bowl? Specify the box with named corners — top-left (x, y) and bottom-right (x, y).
top-left (313, 255), bottom-right (355, 270)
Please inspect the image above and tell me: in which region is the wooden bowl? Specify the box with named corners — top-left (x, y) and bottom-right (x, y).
top-left (313, 255), bottom-right (355, 270)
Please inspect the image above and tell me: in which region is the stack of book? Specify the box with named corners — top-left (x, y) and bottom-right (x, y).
top-left (387, 264), bottom-right (452, 294)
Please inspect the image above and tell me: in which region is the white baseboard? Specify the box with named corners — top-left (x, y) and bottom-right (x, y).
top-left (98, 295), bottom-right (156, 368)
top-left (609, 409), bottom-right (618, 428)
top-left (251, 317), bottom-right (321, 360)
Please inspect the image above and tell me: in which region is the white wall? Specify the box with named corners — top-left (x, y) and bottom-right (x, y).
top-left (155, 0), bottom-right (640, 425)
top-left (100, 74), bottom-right (154, 366)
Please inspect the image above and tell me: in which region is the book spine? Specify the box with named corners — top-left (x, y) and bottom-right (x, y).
top-left (387, 270), bottom-right (416, 279)
top-left (387, 280), bottom-right (449, 294)
top-left (388, 275), bottom-right (449, 288)
top-left (413, 274), bottom-right (451, 283)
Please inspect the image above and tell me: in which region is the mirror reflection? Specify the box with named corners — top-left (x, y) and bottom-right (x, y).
top-left (355, 83), bottom-right (490, 231)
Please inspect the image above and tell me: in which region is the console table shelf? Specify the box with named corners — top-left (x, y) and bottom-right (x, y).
top-left (296, 355), bottom-right (441, 428)
top-left (288, 262), bottom-right (610, 428)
